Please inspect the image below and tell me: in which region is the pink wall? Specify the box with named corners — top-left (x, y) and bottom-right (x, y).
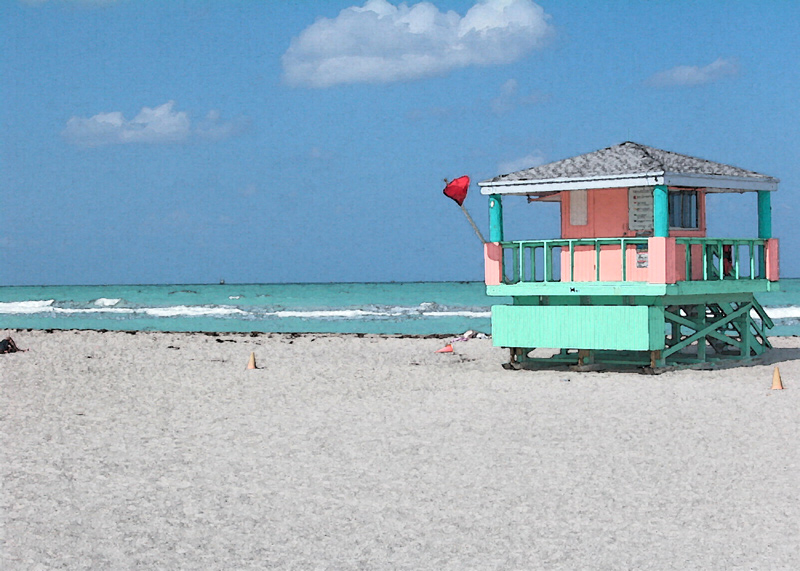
top-left (560, 245), bottom-right (650, 282)
top-left (561, 187), bottom-right (707, 239)
top-left (561, 188), bottom-right (631, 239)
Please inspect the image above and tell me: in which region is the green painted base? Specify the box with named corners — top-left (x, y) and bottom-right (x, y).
top-left (494, 294), bottom-right (773, 370)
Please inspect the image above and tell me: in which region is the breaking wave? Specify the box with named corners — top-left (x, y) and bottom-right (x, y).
top-left (0, 299), bottom-right (489, 321)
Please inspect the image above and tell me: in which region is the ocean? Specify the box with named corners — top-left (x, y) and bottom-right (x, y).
top-left (1, 280), bottom-right (799, 336)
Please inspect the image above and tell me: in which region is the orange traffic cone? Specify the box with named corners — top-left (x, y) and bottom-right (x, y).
top-left (436, 344), bottom-right (454, 353)
top-left (771, 367), bottom-right (783, 390)
top-left (247, 352), bottom-right (258, 370)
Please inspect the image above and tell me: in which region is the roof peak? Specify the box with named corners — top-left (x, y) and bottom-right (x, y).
top-left (478, 141), bottom-right (779, 194)
top-left (480, 142), bottom-right (777, 193)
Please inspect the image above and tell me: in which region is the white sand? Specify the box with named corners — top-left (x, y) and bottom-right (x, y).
top-left (2, 330), bottom-right (799, 569)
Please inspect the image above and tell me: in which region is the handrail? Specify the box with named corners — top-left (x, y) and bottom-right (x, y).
top-left (499, 238), bottom-right (648, 285)
top-left (499, 237), bottom-right (768, 285)
top-left (675, 238), bottom-right (767, 281)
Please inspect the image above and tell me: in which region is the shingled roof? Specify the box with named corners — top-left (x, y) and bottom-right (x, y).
top-left (479, 142), bottom-right (779, 195)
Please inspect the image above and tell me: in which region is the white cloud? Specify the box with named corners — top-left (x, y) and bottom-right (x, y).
top-left (648, 57), bottom-right (739, 87)
top-left (499, 151), bottom-right (545, 174)
top-left (194, 110), bottom-right (250, 142)
top-left (63, 101), bottom-right (247, 147)
top-left (490, 78), bottom-right (544, 114)
top-left (282, 0), bottom-right (554, 88)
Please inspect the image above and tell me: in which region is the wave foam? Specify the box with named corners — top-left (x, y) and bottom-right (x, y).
top-left (271, 309), bottom-right (385, 318)
top-left (422, 310), bottom-right (492, 318)
top-left (765, 307), bottom-right (800, 319)
top-left (1, 297), bottom-right (793, 324)
top-left (0, 300), bottom-right (55, 314)
top-left (142, 305), bottom-right (248, 318)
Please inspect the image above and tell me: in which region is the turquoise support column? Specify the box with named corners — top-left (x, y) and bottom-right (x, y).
top-left (758, 191), bottom-right (772, 239)
top-left (489, 194), bottom-right (504, 242)
top-left (653, 185), bottom-right (669, 237)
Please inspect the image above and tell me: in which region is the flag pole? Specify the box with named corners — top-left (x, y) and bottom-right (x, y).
top-left (460, 203), bottom-right (486, 244)
top-left (443, 176), bottom-right (486, 245)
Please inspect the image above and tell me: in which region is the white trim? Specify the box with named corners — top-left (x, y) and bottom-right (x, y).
top-left (479, 173), bottom-right (664, 194)
top-left (479, 171), bottom-right (778, 195)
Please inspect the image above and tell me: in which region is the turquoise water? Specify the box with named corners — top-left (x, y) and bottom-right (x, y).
top-left (0, 282), bottom-right (501, 335)
top-left (1, 280), bottom-right (798, 335)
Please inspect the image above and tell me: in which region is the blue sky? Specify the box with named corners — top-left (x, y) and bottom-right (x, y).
top-left (3, 0), bottom-right (798, 285)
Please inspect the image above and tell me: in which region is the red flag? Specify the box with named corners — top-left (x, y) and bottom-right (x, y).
top-left (443, 176), bottom-right (470, 206)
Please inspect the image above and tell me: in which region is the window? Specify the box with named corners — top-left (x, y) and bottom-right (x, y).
top-left (570, 189), bottom-right (588, 226)
top-left (669, 190), bottom-right (699, 229)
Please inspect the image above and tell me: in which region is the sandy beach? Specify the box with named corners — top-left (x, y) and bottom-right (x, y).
top-left (2, 329), bottom-right (799, 569)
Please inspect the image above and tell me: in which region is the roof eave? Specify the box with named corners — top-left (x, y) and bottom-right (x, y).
top-left (478, 172), bottom-right (779, 195)
top-left (663, 172), bottom-right (779, 192)
top-left (478, 172), bottom-right (665, 195)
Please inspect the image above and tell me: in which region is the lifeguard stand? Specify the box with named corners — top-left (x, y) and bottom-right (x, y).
top-left (479, 142), bottom-right (779, 370)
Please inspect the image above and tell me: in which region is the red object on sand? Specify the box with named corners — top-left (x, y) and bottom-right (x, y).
top-left (443, 176), bottom-right (470, 206)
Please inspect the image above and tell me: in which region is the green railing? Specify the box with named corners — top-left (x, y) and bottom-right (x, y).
top-left (676, 238), bottom-right (767, 281)
top-left (499, 237), bottom-right (768, 285)
top-left (500, 238), bottom-right (649, 284)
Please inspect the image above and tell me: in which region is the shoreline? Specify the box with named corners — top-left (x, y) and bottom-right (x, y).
top-left (5, 328), bottom-right (463, 340)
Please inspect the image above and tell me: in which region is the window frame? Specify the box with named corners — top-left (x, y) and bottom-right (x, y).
top-left (668, 190), bottom-right (699, 230)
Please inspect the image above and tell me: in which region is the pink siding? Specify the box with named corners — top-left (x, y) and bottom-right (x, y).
top-left (560, 244), bottom-right (650, 282)
top-left (561, 187), bottom-right (708, 240)
top-left (673, 243), bottom-right (704, 281)
top-left (562, 188), bottom-right (631, 239)
top-left (691, 244), bottom-right (704, 280)
top-left (484, 242), bottom-right (503, 285)
top-left (766, 239), bottom-right (780, 281)
top-left (647, 237), bottom-right (677, 284)
top-left (625, 246), bottom-right (649, 281)
top-left (599, 246), bottom-right (621, 281)
top-left (674, 243), bottom-right (686, 281)
top-left (561, 246), bottom-right (595, 281)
